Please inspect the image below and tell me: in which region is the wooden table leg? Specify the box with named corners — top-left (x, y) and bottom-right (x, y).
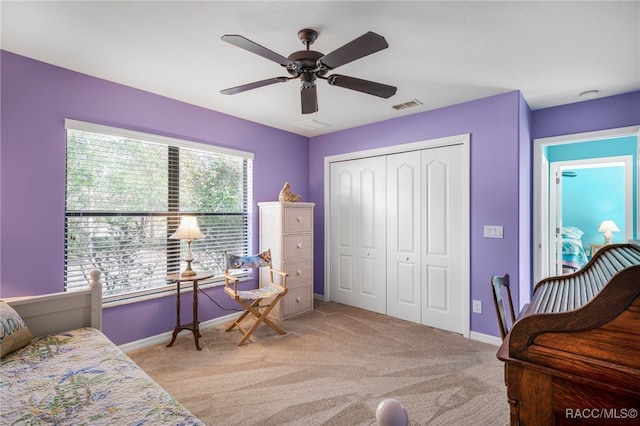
top-left (166, 273), bottom-right (212, 350)
top-left (167, 281), bottom-right (181, 347)
top-left (192, 279), bottom-right (201, 350)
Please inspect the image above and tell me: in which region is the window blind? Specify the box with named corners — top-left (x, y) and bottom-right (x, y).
top-left (64, 120), bottom-right (253, 302)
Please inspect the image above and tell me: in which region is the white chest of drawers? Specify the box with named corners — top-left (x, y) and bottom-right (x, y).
top-left (258, 201), bottom-right (314, 320)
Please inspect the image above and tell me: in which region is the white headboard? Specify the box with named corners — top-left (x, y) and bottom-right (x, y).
top-left (4, 270), bottom-right (102, 337)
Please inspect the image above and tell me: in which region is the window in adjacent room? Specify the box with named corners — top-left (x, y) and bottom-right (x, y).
top-left (64, 119), bottom-right (253, 303)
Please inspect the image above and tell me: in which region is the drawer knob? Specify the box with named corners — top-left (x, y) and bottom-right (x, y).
top-left (296, 216), bottom-right (302, 222)
top-left (297, 243), bottom-right (302, 249)
top-left (296, 297), bottom-right (301, 303)
top-left (297, 270), bottom-right (302, 276)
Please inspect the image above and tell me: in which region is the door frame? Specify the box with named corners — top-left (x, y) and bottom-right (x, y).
top-left (533, 125), bottom-right (640, 283)
top-left (550, 156), bottom-right (633, 276)
top-left (324, 133), bottom-right (470, 338)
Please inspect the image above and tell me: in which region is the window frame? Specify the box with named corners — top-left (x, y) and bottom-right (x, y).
top-left (64, 119), bottom-right (254, 305)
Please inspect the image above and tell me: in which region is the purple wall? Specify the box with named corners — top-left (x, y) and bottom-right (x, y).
top-left (308, 91), bottom-right (639, 337)
top-left (309, 92), bottom-right (523, 337)
top-left (0, 51), bottom-right (309, 344)
top-left (531, 92), bottom-right (640, 139)
top-left (3, 49), bottom-right (637, 342)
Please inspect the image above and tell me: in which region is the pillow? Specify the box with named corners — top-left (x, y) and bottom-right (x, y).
top-left (0, 301), bottom-right (33, 357)
top-left (561, 227), bottom-right (584, 240)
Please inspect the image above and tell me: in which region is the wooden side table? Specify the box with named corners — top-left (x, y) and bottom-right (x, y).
top-left (166, 272), bottom-right (214, 350)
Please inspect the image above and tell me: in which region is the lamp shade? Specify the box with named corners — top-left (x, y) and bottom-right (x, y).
top-left (598, 220), bottom-right (620, 233)
top-left (170, 216), bottom-right (204, 241)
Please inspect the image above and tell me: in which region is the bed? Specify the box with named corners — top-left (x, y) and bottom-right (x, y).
top-left (561, 226), bottom-right (589, 274)
top-left (1, 270), bottom-right (203, 425)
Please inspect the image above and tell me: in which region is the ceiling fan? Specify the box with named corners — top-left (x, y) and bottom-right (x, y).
top-left (220, 28), bottom-right (397, 114)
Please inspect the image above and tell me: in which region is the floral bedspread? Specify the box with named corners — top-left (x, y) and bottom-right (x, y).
top-left (1, 327), bottom-right (202, 425)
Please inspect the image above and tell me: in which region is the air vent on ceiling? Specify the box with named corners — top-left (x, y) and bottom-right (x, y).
top-left (293, 119), bottom-right (331, 131)
top-left (392, 99), bottom-right (423, 110)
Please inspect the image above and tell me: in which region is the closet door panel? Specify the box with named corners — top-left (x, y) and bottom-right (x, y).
top-left (421, 145), bottom-right (465, 334)
top-left (396, 262), bottom-right (418, 302)
top-left (338, 171), bottom-right (353, 247)
top-left (330, 157), bottom-right (386, 313)
top-left (338, 255), bottom-right (354, 291)
top-left (361, 257), bottom-right (378, 295)
top-left (426, 265), bottom-right (448, 310)
top-left (359, 167), bottom-right (377, 249)
top-left (386, 151), bottom-right (421, 323)
top-left (425, 160), bottom-right (448, 255)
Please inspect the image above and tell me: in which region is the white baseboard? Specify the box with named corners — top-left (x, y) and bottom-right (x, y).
top-left (469, 331), bottom-right (502, 346)
top-left (119, 312), bottom-right (241, 353)
top-left (314, 294), bottom-right (503, 346)
top-left (119, 302), bottom-right (502, 352)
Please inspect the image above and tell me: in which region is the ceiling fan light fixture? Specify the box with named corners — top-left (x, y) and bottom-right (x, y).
top-left (300, 72), bottom-right (316, 87)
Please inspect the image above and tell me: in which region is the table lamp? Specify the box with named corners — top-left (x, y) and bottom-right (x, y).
top-left (598, 220), bottom-right (619, 245)
top-left (170, 216), bottom-right (204, 276)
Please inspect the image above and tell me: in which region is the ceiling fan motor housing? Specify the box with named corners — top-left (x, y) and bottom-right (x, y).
top-left (286, 50), bottom-right (326, 78)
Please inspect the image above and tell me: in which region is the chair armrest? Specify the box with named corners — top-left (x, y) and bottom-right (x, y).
top-left (272, 269), bottom-right (288, 278)
top-left (270, 269), bottom-right (288, 289)
top-left (224, 272), bottom-right (239, 295)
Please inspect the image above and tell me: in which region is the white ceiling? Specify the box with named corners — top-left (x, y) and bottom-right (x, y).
top-left (2, 1), bottom-right (639, 137)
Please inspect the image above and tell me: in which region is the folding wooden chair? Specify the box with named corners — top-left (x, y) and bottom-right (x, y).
top-left (224, 250), bottom-right (288, 345)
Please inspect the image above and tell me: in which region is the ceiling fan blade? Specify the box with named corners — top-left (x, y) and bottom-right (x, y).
top-left (327, 74), bottom-right (397, 98)
top-left (319, 32), bottom-right (389, 70)
top-left (220, 77), bottom-right (290, 95)
top-left (301, 84), bottom-right (318, 114)
top-left (221, 35), bottom-right (293, 67)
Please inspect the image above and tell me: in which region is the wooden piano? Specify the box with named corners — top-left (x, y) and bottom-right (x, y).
top-left (497, 243), bottom-right (640, 425)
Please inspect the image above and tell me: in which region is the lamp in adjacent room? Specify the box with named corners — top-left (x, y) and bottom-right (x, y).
top-left (598, 220), bottom-right (619, 245)
top-left (170, 216), bottom-right (204, 276)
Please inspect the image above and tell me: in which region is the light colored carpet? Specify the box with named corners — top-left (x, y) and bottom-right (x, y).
top-left (128, 300), bottom-right (509, 425)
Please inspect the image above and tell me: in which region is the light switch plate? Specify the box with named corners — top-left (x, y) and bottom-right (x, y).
top-left (484, 225), bottom-right (504, 238)
top-left (473, 300), bottom-right (482, 313)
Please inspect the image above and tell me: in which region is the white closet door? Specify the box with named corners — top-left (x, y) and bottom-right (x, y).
top-left (330, 156), bottom-right (386, 313)
top-left (421, 144), bottom-right (466, 334)
top-left (386, 151), bottom-right (421, 323)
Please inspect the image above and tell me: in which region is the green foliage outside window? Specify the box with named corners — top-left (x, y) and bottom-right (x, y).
top-left (65, 128), bottom-right (251, 299)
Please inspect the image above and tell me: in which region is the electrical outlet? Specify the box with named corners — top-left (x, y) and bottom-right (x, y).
top-left (473, 300), bottom-right (482, 314)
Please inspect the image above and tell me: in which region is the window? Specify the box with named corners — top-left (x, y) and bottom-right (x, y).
top-left (64, 119), bottom-right (253, 302)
